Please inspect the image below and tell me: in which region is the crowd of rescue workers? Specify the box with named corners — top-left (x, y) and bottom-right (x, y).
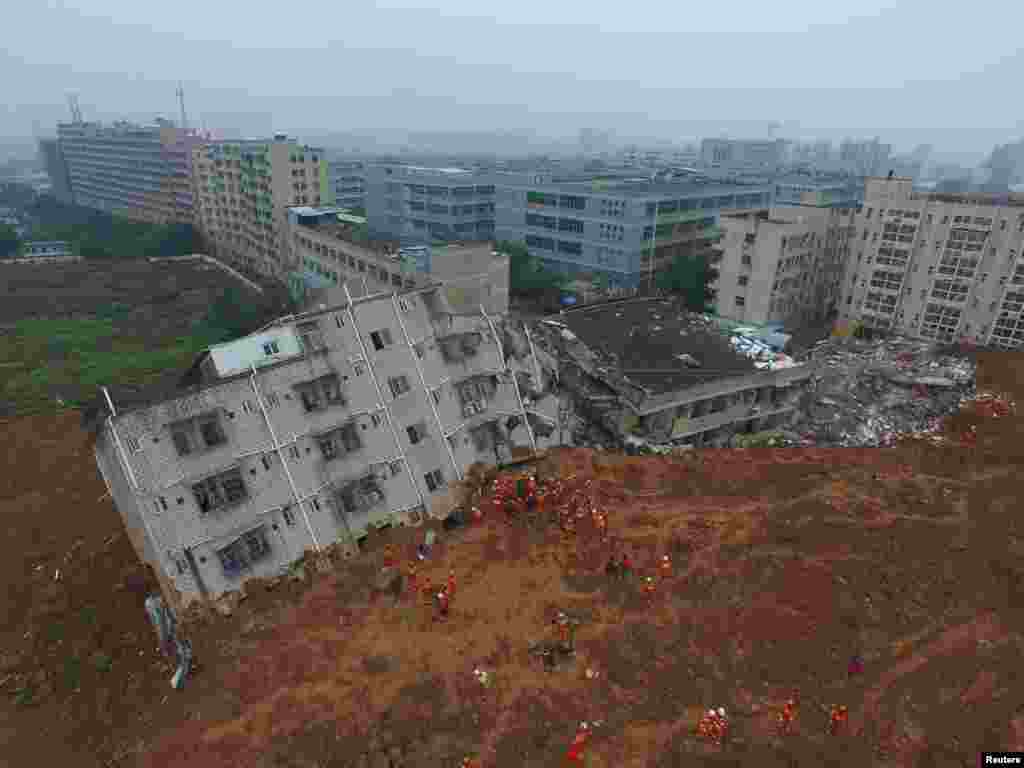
top-left (374, 469), bottom-right (858, 767)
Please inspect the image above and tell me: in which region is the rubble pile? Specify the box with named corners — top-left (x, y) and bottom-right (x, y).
top-left (784, 335), bottom-right (977, 448)
top-left (727, 326), bottom-right (801, 371)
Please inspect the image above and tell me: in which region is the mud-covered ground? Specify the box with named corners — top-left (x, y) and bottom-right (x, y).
top-left (2, 353), bottom-right (1024, 767)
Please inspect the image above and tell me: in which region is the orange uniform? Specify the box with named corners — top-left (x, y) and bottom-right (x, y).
top-left (829, 705), bottom-right (848, 735)
top-left (659, 555), bottom-right (671, 578)
top-left (642, 575), bottom-right (656, 598)
top-left (447, 570), bottom-right (457, 597)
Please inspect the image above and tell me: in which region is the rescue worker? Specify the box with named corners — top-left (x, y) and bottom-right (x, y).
top-left (436, 587), bottom-right (450, 620)
top-left (829, 704), bottom-right (849, 736)
top-left (642, 574), bottom-right (657, 600)
top-left (604, 556), bottom-right (620, 579)
top-left (406, 563), bottom-right (418, 598)
top-left (620, 553), bottom-right (633, 580)
top-left (564, 722), bottom-right (590, 765)
top-left (462, 755), bottom-right (482, 768)
top-left (447, 568), bottom-right (457, 598)
top-left (848, 654), bottom-right (864, 677)
top-left (471, 505), bottom-right (483, 524)
top-left (421, 576), bottom-right (434, 609)
top-left (554, 611), bottom-right (573, 653)
top-left (659, 554), bottom-right (672, 579)
top-left (778, 695), bottom-right (797, 733)
top-left (382, 545), bottom-right (395, 569)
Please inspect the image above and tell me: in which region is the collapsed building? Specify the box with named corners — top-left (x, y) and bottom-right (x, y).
top-left (83, 281), bottom-right (559, 608)
top-left (530, 297), bottom-right (816, 449)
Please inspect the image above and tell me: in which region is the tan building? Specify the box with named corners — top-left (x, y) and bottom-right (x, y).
top-left (288, 206), bottom-right (510, 315)
top-left (191, 135), bottom-right (332, 279)
top-left (713, 206), bottom-right (856, 327)
top-left (839, 177), bottom-right (1024, 348)
top-left (87, 282), bottom-right (558, 607)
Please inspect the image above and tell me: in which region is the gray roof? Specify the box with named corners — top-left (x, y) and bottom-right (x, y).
top-left (502, 176), bottom-right (771, 200)
top-left (557, 298), bottom-right (757, 396)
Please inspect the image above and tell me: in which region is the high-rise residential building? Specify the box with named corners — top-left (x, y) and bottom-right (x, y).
top-left (713, 206), bottom-right (856, 326)
top-left (88, 284), bottom-right (558, 607)
top-left (494, 173), bottom-right (772, 292)
top-left (37, 138), bottom-right (74, 204)
top-left (191, 135), bottom-right (333, 279)
top-left (838, 176), bottom-right (1024, 348)
top-left (328, 158), bottom-right (366, 211)
top-left (699, 139), bottom-right (788, 173)
top-left (363, 164), bottom-right (496, 244)
top-left (55, 119), bottom-right (199, 224)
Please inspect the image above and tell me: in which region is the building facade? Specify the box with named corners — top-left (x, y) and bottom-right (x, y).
top-left (191, 135), bottom-right (333, 279)
top-left (56, 120), bottom-right (199, 224)
top-left (328, 158), bottom-right (366, 211)
top-left (90, 283), bottom-right (558, 606)
top-left (363, 164), bottom-right (496, 243)
top-left (494, 173), bottom-right (772, 291)
top-left (772, 175), bottom-right (862, 208)
top-left (287, 206), bottom-right (510, 316)
top-left (838, 177), bottom-right (1024, 349)
top-left (37, 138), bottom-right (74, 204)
top-left (713, 207), bottom-right (856, 326)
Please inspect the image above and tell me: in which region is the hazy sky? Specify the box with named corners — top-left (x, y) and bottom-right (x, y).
top-left (5, 0), bottom-right (1023, 160)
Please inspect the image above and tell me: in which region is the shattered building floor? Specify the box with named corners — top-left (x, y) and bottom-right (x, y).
top-left (2, 353), bottom-right (1023, 768)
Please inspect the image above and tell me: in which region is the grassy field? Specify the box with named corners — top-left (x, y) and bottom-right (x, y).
top-left (0, 260), bottom-right (280, 416)
top-left (0, 316), bottom-right (224, 414)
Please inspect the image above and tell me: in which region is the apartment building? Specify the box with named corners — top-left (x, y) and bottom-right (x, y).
top-left (713, 206), bottom-right (856, 326)
top-left (699, 139), bottom-right (788, 174)
top-left (363, 164), bottom-right (496, 243)
top-left (839, 177), bottom-right (1024, 349)
top-left (191, 135), bottom-right (333, 279)
top-left (494, 173), bottom-right (772, 292)
top-left (286, 206), bottom-right (510, 316)
top-left (328, 158), bottom-right (366, 210)
top-left (533, 297), bottom-right (814, 449)
top-left (88, 282), bottom-right (558, 606)
top-left (37, 138), bottom-right (74, 204)
top-left (55, 119), bottom-right (200, 224)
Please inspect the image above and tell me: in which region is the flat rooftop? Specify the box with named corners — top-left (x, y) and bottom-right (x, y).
top-left (558, 298), bottom-right (757, 396)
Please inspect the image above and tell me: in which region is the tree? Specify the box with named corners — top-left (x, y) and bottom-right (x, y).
top-left (497, 240), bottom-right (567, 296)
top-left (656, 252), bottom-right (719, 312)
top-left (0, 223), bottom-right (19, 258)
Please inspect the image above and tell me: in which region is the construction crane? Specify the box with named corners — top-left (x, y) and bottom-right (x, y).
top-left (66, 94), bottom-right (82, 123)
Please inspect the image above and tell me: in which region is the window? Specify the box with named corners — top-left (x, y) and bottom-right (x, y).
top-left (406, 422), bottom-right (428, 445)
top-left (282, 507), bottom-right (296, 526)
top-left (558, 240), bottom-right (582, 256)
top-left (288, 445), bottom-right (300, 460)
top-left (241, 400), bottom-right (255, 414)
top-left (335, 314), bottom-right (345, 328)
top-left (398, 298), bottom-right (410, 313)
top-left (353, 361), bottom-right (366, 377)
top-left (263, 340), bottom-right (280, 356)
top-left (216, 526), bottom-right (271, 577)
top-left (295, 374), bottom-right (345, 412)
top-left (297, 321), bottom-right (327, 354)
top-left (170, 412), bottom-right (228, 456)
top-left (737, 276), bottom-right (749, 287)
top-left (192, 468), bottom-right (247, 514)
top-left (735, 296), bottom-right (746, 307)
top-left (126, 436), bottom-right (142, 453)
top-left (370, 328), bottom-right (394, 350)
top-left (336, 475), bottom-right (385, 515)
top-left (265, 393), bottom-right (280, 409)
top-left (741, 253), bottom-right (752, 267)
top-left (317, 422), bottom-right (362, 461)
top-left (424, 469), bottom-right (445, 492)
top-left (388, 375), bottom-right (411, 398)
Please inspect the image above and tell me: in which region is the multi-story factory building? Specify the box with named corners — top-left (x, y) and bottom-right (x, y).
top-left (494, 174), bottom-right (772, 292)
top-left (88, 283), bottom-right (558, 607)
